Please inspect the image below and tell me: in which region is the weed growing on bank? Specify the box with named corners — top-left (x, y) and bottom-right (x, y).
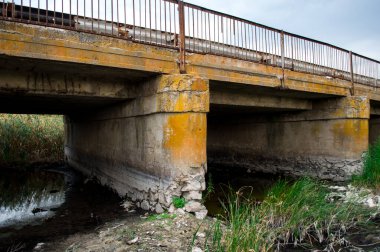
top-left (205, 178), bottom-right (374, 251)
top-left (172, 196), bottom-right (186, 208)
top-left (0, 114), bottom-right (64, 164)
top-left (352, 138), bottom-right (380, 188)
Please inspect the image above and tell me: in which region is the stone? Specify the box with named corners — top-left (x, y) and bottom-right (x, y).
top-left (126, 237), bottom-right (139, 245)
top-left (195, 210), bottom-right (208, 220)
top-left (184, 201), bottom-right (204, 213)
top-left (192, 247), bottom-right (203, 252)
top-left (182, 180), bottom-right (203, 192)
top-left (155, 203), bottom-right (164, 214)
top-left (120, 200), bottom-right (134, 211)
top-left (175, 208), bottom-right (186, 215)
top-left (33, 243), bottom-right (45, 251)
top-left (183, 191), bottom-right (203, 201)
top-left (196, 232), bottom-right (206, 238)
top-left (140, 200), bottom-right (150, 211)
top-left (168, 204), bottom-right (176, 213)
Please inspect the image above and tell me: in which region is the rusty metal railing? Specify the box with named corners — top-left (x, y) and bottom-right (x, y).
top-left (1, 1), bottom-right (379, 87)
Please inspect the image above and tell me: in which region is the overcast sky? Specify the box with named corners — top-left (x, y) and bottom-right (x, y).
top-left (187, 0), bottom-right (380, 61)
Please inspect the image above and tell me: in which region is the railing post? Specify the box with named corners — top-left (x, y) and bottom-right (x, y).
top-left (280, 31), bottom-right (285, 89)
top-left (349, 51), bottom-right (355, 95)
top-left (178, 0), bottom-right (186, 74)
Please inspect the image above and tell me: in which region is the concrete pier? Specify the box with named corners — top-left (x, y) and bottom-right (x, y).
top-left (65, 75), bottom-right (209, 212)
top-left (208, 96), bottom-right (369, 181)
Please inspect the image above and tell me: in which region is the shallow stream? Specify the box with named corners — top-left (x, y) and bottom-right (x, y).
top-left (0, 164), bottom-right (135, 251)
top-left (2, 164), bottom-right (380, 251)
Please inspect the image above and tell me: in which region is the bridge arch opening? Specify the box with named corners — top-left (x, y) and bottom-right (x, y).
top-left (206, 81), bottom-right (369, 188)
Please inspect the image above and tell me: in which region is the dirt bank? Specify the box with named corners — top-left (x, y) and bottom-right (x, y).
top-left (39, 212), bottom-right (217, 252)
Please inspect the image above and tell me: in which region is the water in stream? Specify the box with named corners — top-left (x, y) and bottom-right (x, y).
top-left (0, 164), bottom-right (135, 251)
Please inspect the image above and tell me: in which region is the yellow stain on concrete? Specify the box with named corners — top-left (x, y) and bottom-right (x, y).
top-left (157, 75), bottom-right (209, 93)
top-left (163, 113), bottom-right (207, 168)
top-left (332, 119), bottom-right (369, 157)
top-left (156, 75), bottom-right (210, 113)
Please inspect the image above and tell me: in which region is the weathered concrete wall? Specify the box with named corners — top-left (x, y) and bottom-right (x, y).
top-left (65, 74), bottom-right (209, 213)
top-left (369, 117), bottom-right (380, 145)
top-left (208, 96), bottom-right (370, 181)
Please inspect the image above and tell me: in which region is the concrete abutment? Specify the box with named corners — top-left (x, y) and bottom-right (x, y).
top-left (65, 74), bottom-right (209, 213)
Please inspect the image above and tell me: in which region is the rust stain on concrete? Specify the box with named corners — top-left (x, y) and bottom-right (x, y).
top-left (163, 113), bottom-right (207, 167)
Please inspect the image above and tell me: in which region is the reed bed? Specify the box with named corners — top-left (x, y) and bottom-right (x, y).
top-left (0, 114), bottom-right (64, 164)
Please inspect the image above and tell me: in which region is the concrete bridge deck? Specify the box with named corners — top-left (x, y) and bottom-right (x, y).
top-left (1, 1), bottom-right (380, 214)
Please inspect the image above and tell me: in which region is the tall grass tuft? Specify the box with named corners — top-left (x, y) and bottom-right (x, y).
top-left (352, 138), bottom-right (380, 188)
top-left (208, 178), bottom-right (373, 252)
top-left (0, 114), bottom-right (64, 164)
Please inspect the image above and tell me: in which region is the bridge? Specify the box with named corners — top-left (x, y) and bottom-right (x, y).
top-left (1, 0), bottom-right (379, 214)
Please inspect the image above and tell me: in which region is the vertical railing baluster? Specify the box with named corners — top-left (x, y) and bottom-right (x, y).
top-left (45, 0), bottom-right (48, 25)
top-left (69, 0), bottom-right (72, 27)
top-left (61, 0), bottom-right (63, 26)
top-left (178, 0), bottom-right (186, 73)
top-left (21, 0), bottom-right (23, 20)
top-left (91, 0), bottom-right (93, 31)
top-left (38, 0), bottom-right (40, 22)
top-left (54, 0), bottom-right (56, 25)
top-left (97, 0), bottom-right (100, 33)
top-left (349, 51), bottom-right (354, 95)
top-left (281, 31), bottom-right (285, 86)
top-left (11, 0), bottom-right (14, 18)
top-left (29, 0), bottom-right (31, 22)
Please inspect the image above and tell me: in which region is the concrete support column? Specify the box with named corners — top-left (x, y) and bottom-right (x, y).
top-left (208, 96), bottom-right (369, 181)
top-left (64, 74), bottom-right (209, 213)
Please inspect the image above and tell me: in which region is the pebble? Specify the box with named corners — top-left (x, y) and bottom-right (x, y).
top-left (33, 243), bottom-right (45, 251)
top-left (192, 247), bottom-right (203, 252)
top-left (196, 232), bottom-right (206, 238)
top-left (195, 210), bottom-right (208, 220)
top-left (127, 237), bottom-right (139, 245)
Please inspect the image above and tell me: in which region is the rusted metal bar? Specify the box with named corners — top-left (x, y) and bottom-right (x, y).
top-left (280, 30), bottom-right (285, 88)
top-left (178, 0), bottom-right (186, 73)
top-left (349, 51), bottom-right (355, 95)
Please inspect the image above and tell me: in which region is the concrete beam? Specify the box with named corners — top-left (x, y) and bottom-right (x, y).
top-left (210, 91), bottom-right (312, 111)
top-left (187, 53), bottom-right (352, 97)
top-left (0, 65), bottom-right (134, 100)
top-left (0, 21), bottom-right (179, 74)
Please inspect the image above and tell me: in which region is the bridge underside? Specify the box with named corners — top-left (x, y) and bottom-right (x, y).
top-left (208, 84), bottom-right (370, 181)
top-left (2, 21), bottom-right (380, 214)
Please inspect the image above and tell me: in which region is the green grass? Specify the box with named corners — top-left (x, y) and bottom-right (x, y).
top-left (0, 114), bottom-right (64, 164)
top-left (352, 138), bottom-right (380, 188)
top-left (172, 196), bottom-right (186, 208)
top-left (146, 213), bottom-right (177, 221)
top-left (206, 178), bottom-right (374, 252)
top-left (202, 173), bottom-right (215, 203)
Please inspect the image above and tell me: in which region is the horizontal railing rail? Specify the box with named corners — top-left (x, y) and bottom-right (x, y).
top-left (0, 0), bottom-right (379, 87)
